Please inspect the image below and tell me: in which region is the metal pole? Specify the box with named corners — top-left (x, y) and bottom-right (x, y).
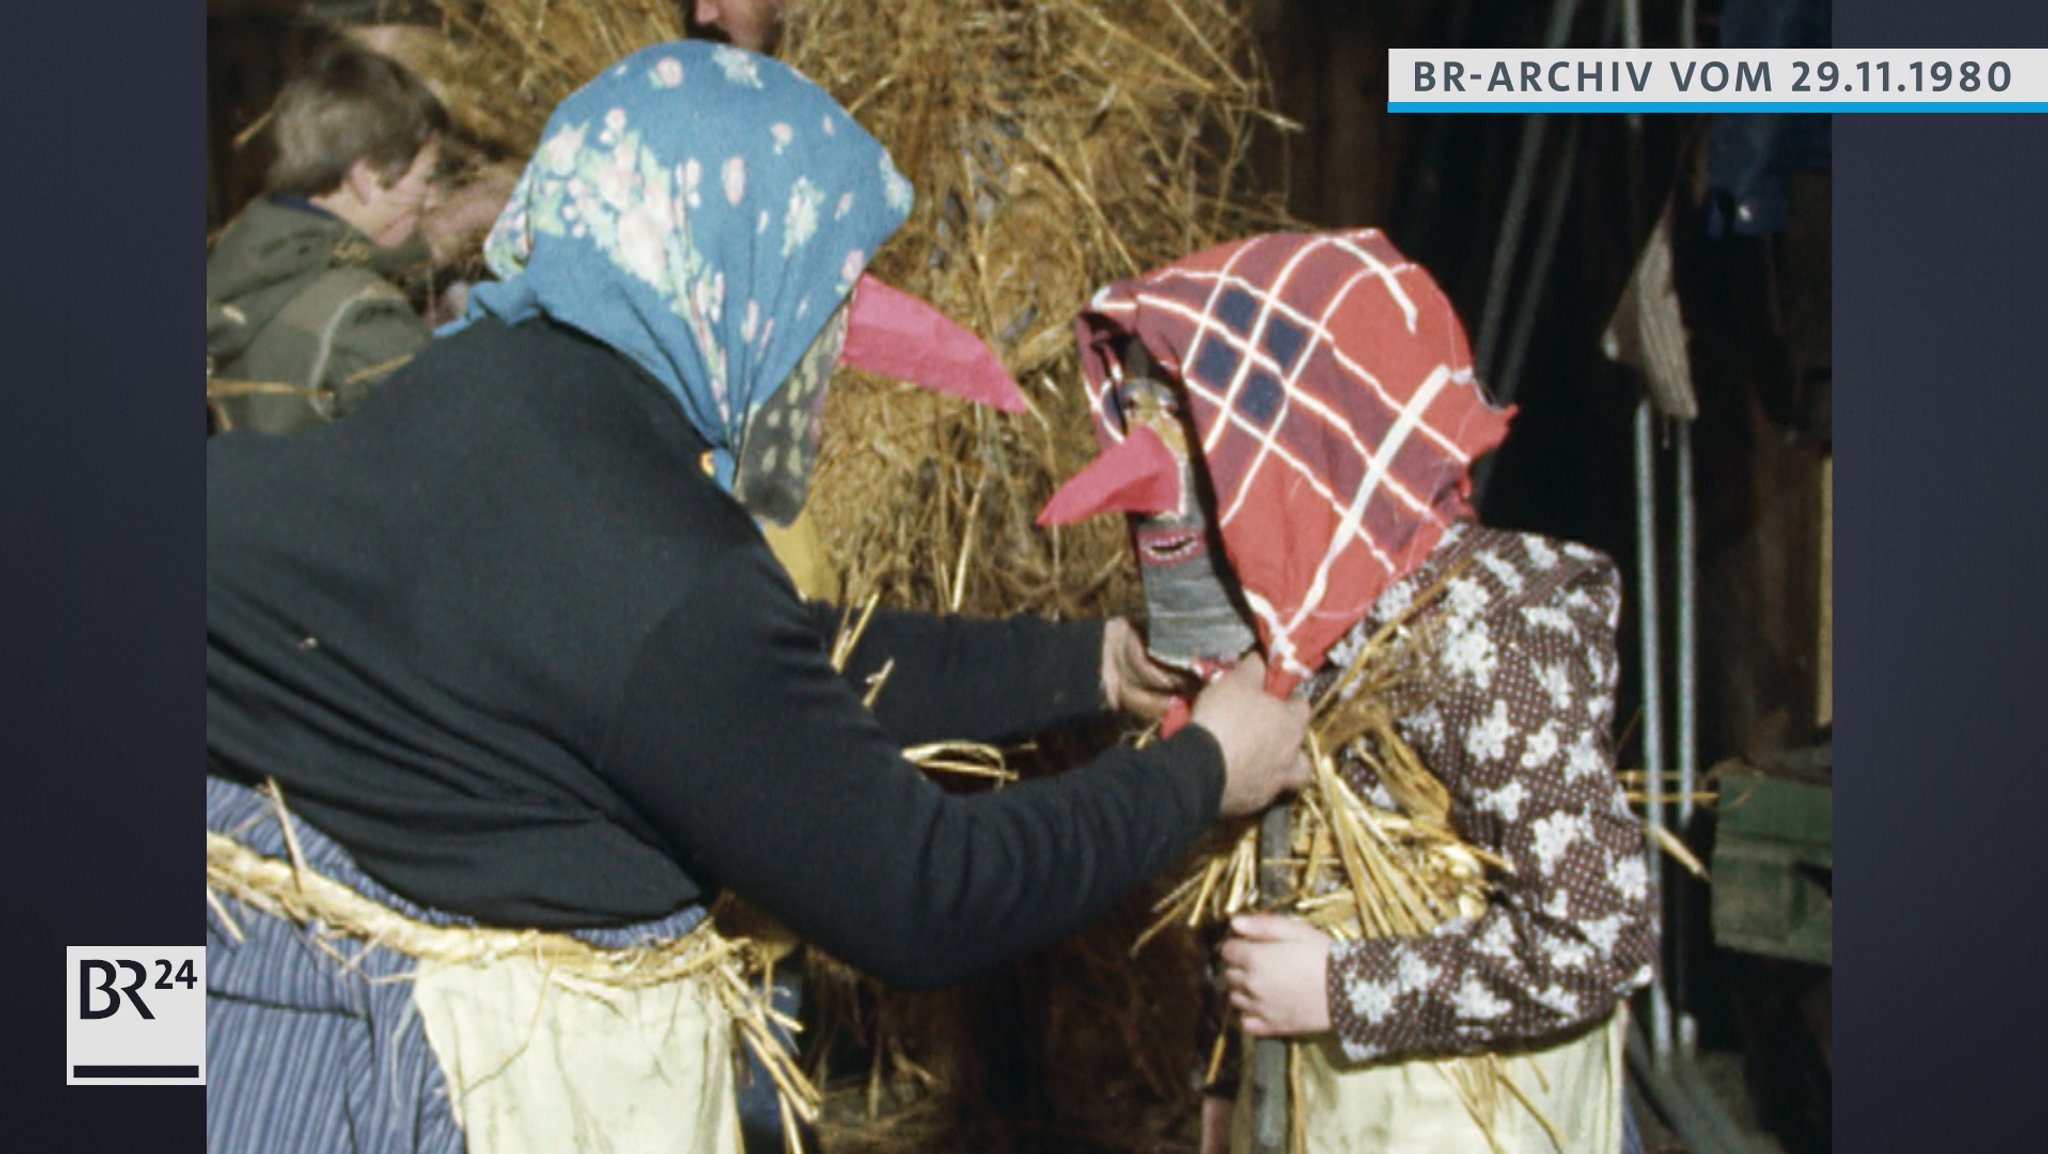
top-left (1623, 0), bottom-right (1644, 134)
top-left (1633, 401), bottom-right (1673, 1066)
top-left (1673, 421), bottom-right (1702, 1064)
top-left (1626, 1020), bottom-right (1762, 1154)
top-left (1630, 431), bottom-right (1758, 1149)
top-left (1676, 427), bottom-right (1699, 829)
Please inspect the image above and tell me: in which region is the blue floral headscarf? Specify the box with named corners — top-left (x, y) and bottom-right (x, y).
top-left (458, 42), bottom-right (915, 490)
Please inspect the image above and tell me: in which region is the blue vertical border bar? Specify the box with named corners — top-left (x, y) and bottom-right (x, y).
top-left (0, 0), bottom-right (206, 1140)
top-left (1835, 3), bottom-right (2048, 1150)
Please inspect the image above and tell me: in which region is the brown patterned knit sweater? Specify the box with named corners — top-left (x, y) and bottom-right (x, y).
top-left (1319, 522), bottom-right (1659, 1063)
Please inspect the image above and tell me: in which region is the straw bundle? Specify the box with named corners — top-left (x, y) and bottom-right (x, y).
top-left (1140, 568), bottom-right (1493, 949)
top-left (396, 1), bottom-right (687, 156)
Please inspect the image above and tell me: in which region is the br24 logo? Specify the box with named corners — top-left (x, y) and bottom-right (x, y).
top-left (78, 957), bottom-right (197, 1020)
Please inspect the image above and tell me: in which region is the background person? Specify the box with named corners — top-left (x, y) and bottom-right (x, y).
top-left (206, 39), bottom-right (507, 435)
top-left (686, 0), bottom-right (789, 53)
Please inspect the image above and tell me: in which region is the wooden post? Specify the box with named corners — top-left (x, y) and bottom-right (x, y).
top-left (1246, 801), bottom-right (1293, 1154)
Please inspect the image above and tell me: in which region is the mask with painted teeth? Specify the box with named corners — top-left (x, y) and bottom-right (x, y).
top-left (1115, 341), bottom-right (1257, 674)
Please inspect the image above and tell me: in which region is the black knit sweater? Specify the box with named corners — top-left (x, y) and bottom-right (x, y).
top-left (206, 316), bottom-right (1223, 988)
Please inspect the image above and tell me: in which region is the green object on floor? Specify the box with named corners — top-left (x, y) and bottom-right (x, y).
top-left (1709, 769), bottom-right (1832, 967)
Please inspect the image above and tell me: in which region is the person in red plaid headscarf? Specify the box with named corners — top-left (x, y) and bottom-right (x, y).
top-left (1042, 230), bottom-right (1658, 1154)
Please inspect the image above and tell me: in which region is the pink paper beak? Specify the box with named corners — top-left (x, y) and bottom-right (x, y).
top-left (838, 275), bottom-right (1028, 413)
top-left (1035, 425), bottom-right (1182, 526)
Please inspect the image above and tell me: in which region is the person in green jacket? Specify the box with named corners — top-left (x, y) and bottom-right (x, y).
top-left (206, 39), bottom-right (505, 435)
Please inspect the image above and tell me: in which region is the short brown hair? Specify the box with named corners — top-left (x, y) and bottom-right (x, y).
top-left (265, 40), bottom-right (448, 197)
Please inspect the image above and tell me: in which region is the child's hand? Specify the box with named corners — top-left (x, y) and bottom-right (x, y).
top-left (1220, 914), bottom-right (1334, 1036)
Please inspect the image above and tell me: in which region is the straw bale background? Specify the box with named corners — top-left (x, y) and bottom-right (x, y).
top-left (408, 0), bottom-right (1291, 622)
top-left (783, 0), bottom-right (1291, 621)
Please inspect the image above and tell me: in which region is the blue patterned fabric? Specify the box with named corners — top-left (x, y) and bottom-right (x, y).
top-left (205, 775), bottom-right (709, 1153)
top-left (455, 41), bottom-right (914, 490)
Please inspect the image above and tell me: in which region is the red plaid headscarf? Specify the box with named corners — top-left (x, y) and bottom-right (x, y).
top-left (1045, 230), bottom-right (1514, 694)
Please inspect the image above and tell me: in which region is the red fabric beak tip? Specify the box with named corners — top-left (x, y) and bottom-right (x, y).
top-left (839, 275), bottom-right (1028, 413)
top-left (1034, 425), bottom-right (1182, 526)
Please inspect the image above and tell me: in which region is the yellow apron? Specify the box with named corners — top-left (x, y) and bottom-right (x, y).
top-left (1234, 1010), bottom-right (1627, 1154)
top-left (414, 956), bottom-right (743, 1154)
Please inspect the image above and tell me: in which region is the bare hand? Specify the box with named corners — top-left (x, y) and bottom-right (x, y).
top-left (1221, 914), bottom-right (1333, 1037)
top-left (1100, 617), bottom-right (1195, 721)
top-left (1189, 653), bottom-right (1311, 818)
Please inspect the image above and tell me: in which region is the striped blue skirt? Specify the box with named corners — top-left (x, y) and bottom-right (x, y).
top-left (204, 775), bottom-right (709, 1154)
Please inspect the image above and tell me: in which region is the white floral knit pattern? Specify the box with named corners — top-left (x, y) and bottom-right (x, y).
top-left (1321, 523), bottom-right (1658, 1063)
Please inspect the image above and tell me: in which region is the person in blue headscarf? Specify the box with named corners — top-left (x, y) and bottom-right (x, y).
top-left (205, 41), bottom-right (1311, 1153)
